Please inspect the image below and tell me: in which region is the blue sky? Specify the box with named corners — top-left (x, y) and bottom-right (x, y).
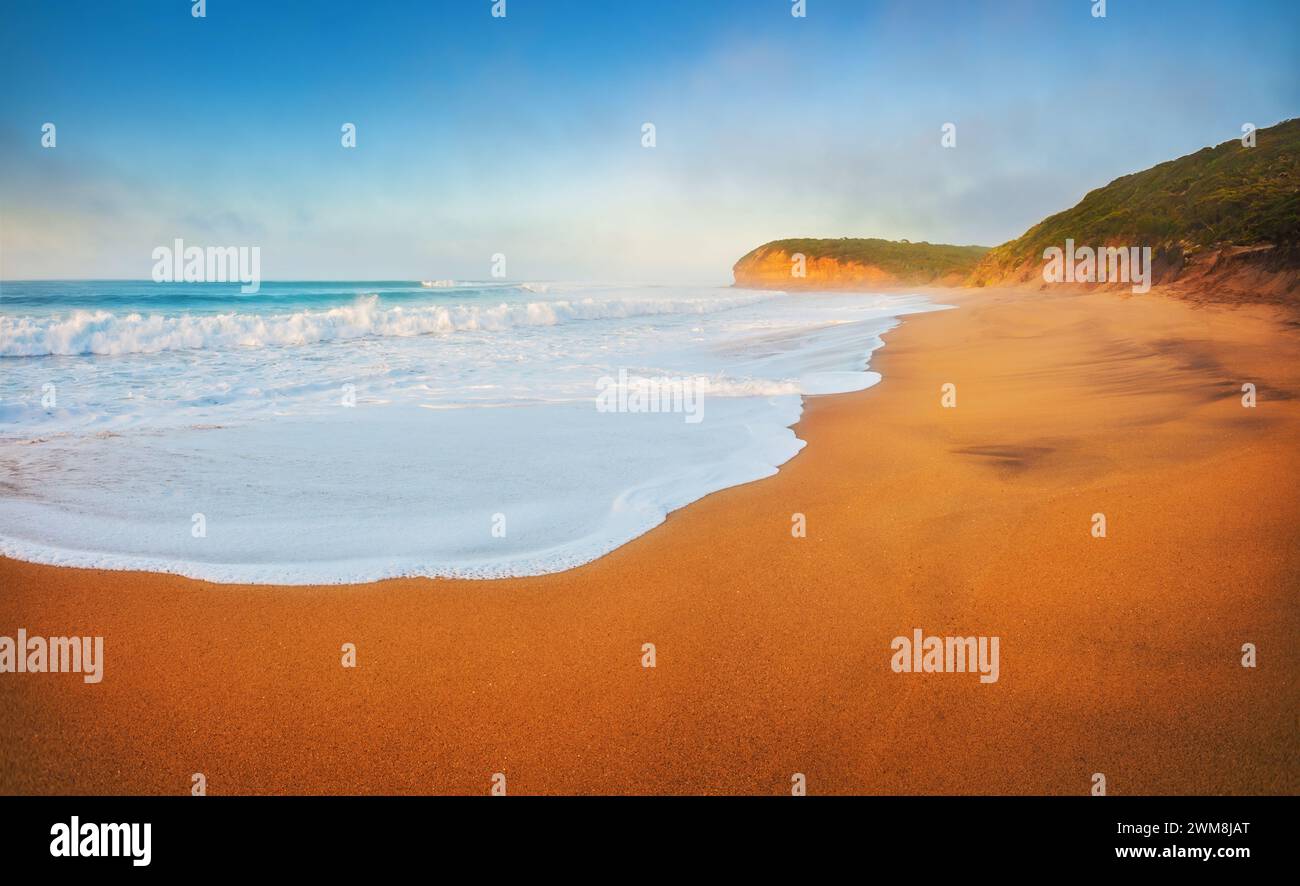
top-left (1, 0), bottom-right (1297, 282)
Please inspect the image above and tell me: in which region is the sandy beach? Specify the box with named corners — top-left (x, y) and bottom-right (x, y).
top-left (2, 284), bottom-right (1297, 795)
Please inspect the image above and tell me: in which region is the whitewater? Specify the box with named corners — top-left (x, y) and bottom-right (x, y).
top-left (0, 280), bottom-right (942, 583)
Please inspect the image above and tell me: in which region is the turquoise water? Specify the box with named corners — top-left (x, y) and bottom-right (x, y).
top-left (0, 279), bottom-right (525, 318)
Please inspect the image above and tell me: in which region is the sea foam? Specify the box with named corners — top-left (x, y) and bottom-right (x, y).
top-left (0, 282), bottom-right (943, 583)
top-left (0, 291), bottom-right (781, 357)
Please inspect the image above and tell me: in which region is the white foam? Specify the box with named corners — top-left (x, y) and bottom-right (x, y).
top-left (0, 287), bottom-right (944, 583)
top-left (0, 290), bottom-right (783, 357)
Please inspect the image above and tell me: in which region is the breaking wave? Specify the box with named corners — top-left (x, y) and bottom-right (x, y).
top-left (0, 291), bottom-right (784, 357)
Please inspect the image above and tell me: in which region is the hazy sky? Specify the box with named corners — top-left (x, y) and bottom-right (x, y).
top-left (1, 0), bottom-right (1297, 283)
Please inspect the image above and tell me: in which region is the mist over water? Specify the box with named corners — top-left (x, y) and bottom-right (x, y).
top-left (0, 281), bottom-right (942, 583)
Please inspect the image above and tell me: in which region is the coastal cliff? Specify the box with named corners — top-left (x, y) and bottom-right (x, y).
top-left (968, 118), bottom-right (1300, 299)
top-left (736, 119), bottom-right (1299, 300)
top-left (732, 238), bottom-right (989, 290)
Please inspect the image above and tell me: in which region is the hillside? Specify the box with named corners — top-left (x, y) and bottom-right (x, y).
top-left (970, 118), bottom-right (1300, 294)
top-left (733, 238), bottom-right (989, 290)
top-left (735, 120), bottom-right (1299, 299)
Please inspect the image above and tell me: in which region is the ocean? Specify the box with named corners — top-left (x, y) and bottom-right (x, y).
top-left (0, 280), bottom-right (941, 583)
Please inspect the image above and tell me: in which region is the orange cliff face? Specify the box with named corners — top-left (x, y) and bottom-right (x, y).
top-left (732, 246), bottom-right (972, 290)
top-left (732, 248), bottom-right (897, 290)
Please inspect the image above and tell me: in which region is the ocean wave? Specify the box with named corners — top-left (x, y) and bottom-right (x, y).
top-left (0, 292), bottom-right (782, 357)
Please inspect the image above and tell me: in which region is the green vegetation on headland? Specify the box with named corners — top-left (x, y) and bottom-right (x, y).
top-left (737, 118), bottom-right (1299, 295)
top-left (971, 117), bottom-right (1299, 284)
top-left (732, 238), bottom-right (989, 288)
top-left (753, 238), bottom-right (987, 276)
